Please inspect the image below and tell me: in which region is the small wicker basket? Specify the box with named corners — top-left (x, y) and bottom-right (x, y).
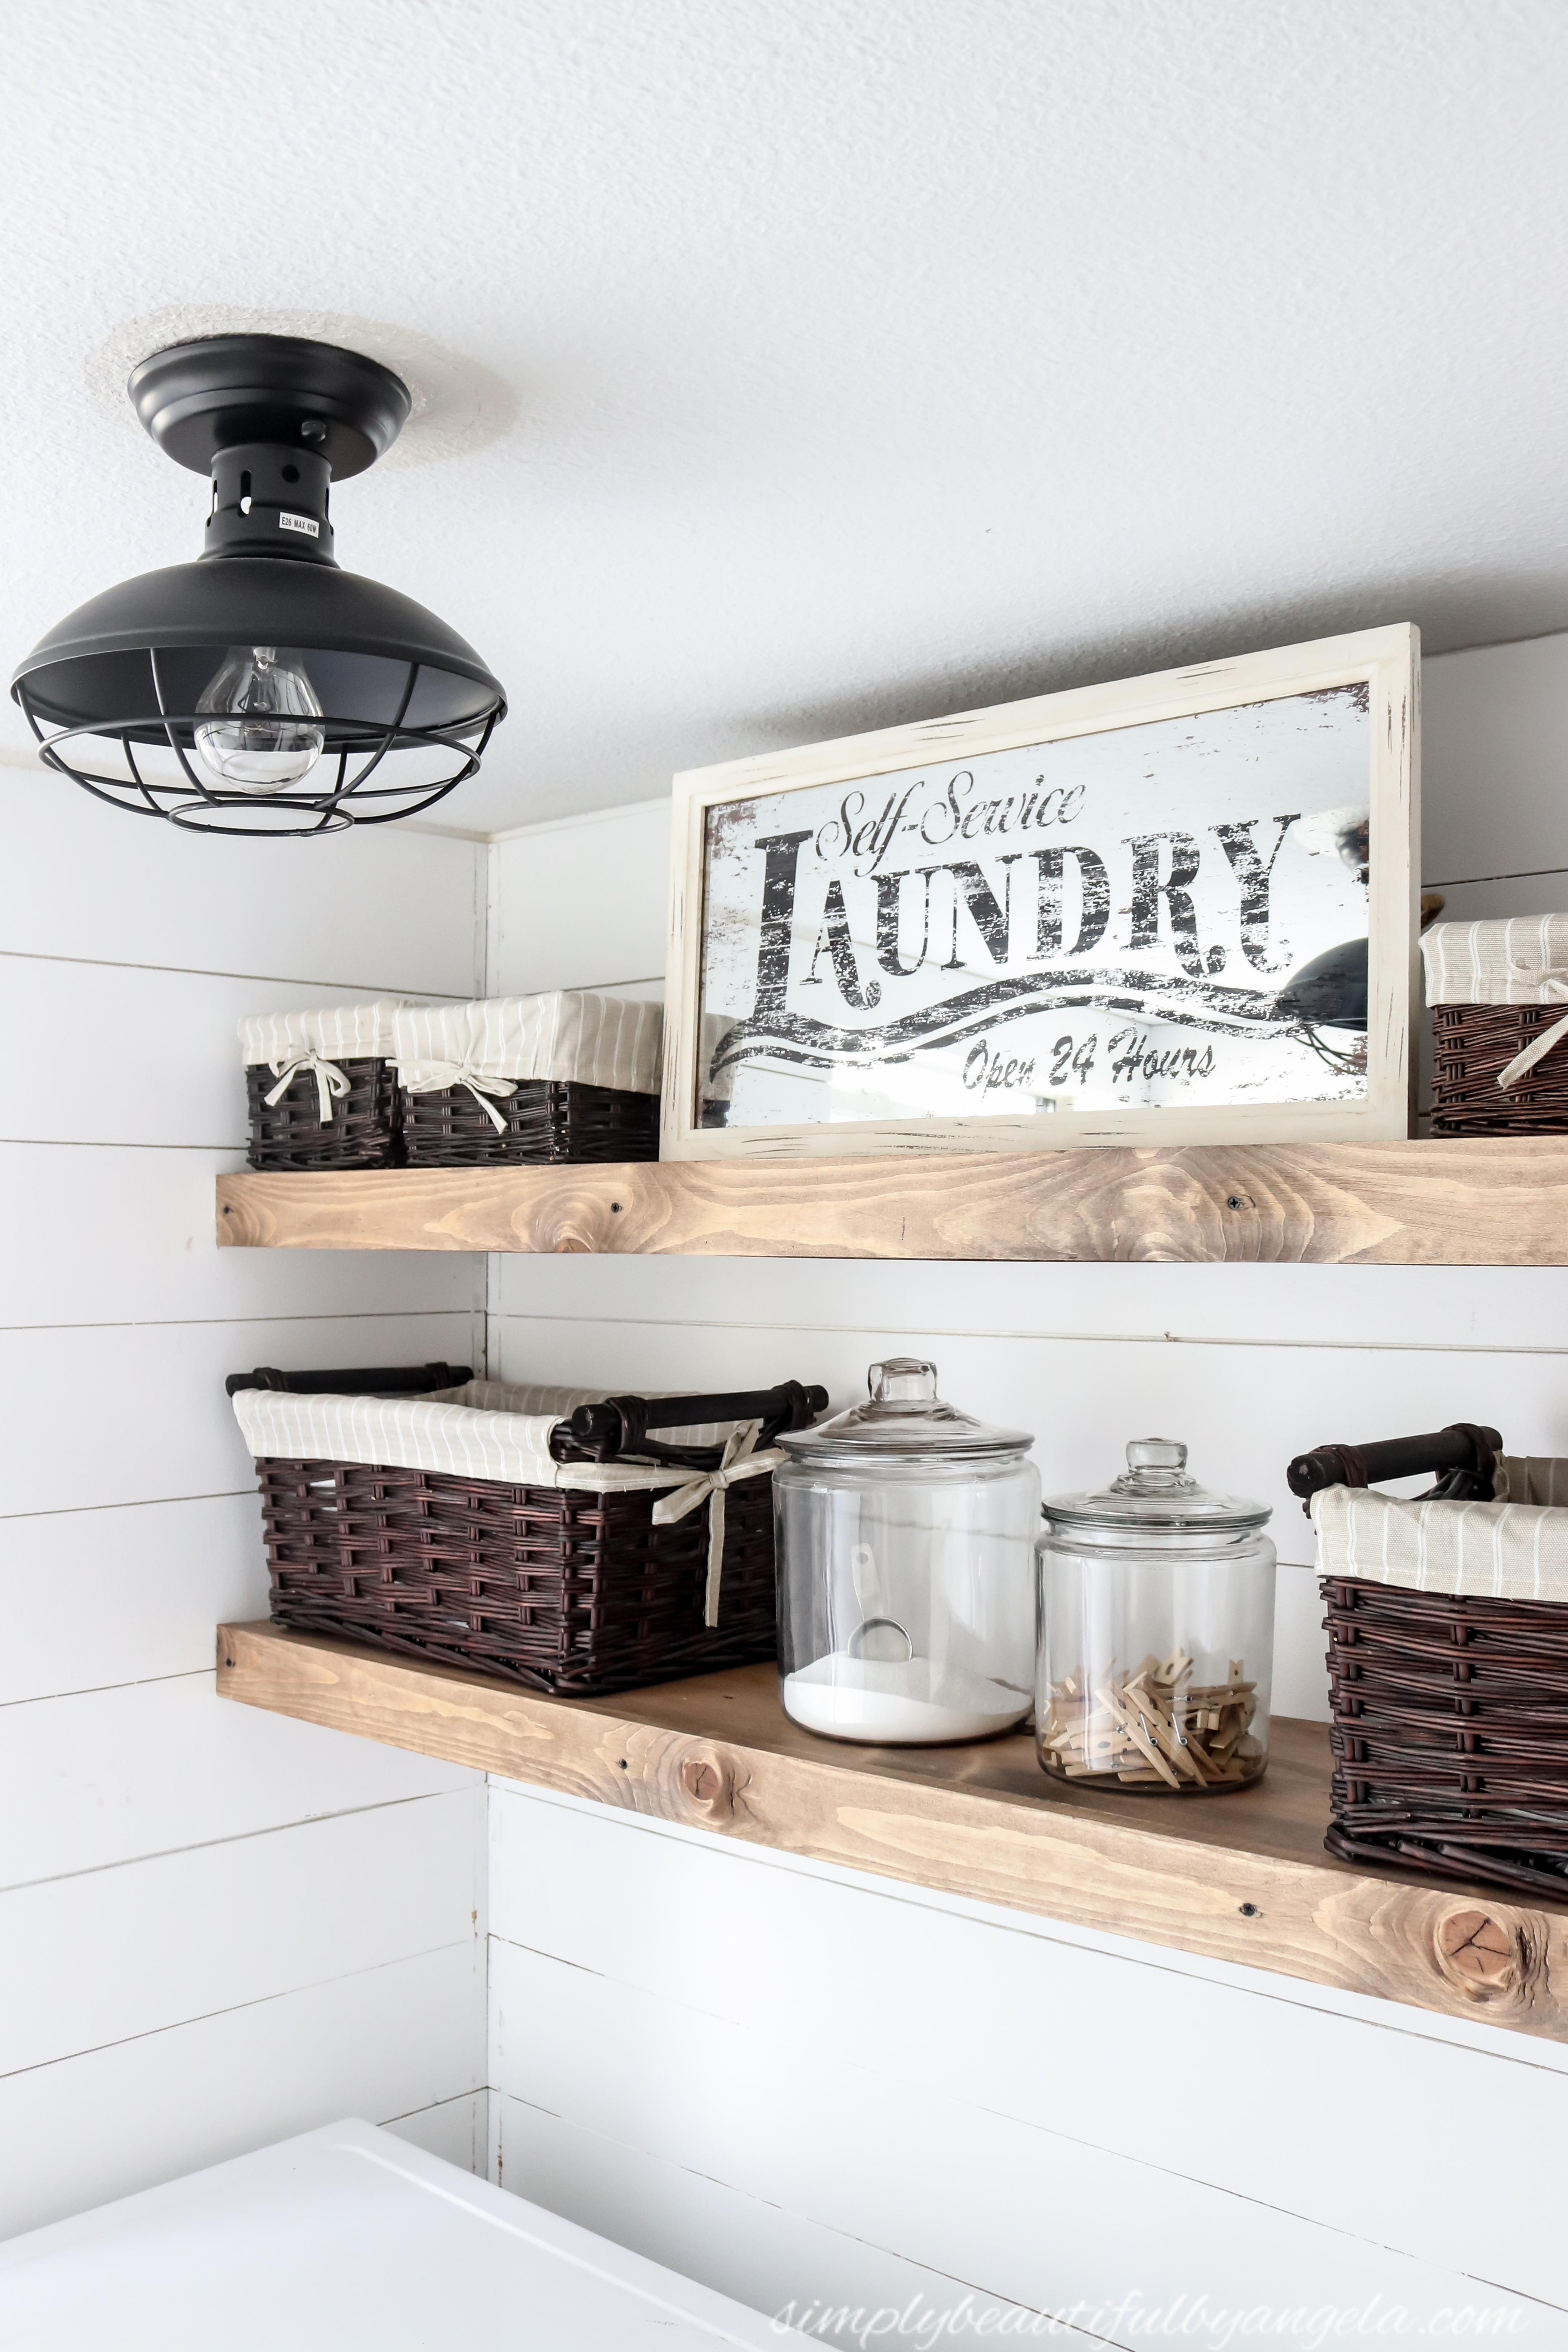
top-left (240, 1001), bottom-right (407, 1171)
top-left (230, 1369), bottom-right (826, 1697)
top-left (1292, 1426), bottom-right (1568, 1897)
top-left (393, 993), bottom-right (662, 1167)
top-left (401, 1076), bottom-right (658, 1166)
top-left (1423, 915), bottom-right (1568, 1134)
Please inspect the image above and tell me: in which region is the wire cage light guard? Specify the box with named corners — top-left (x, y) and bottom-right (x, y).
top-left (17, 656), bottom-right (499, 837)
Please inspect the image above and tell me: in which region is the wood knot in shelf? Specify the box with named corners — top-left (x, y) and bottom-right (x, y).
top-left (1435, 1906), bottom-right (1542, 2004)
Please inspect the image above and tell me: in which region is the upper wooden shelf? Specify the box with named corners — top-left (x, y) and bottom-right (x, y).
top-left (219, 1622), bottom-right (1568, 2045)
top-left (218, 1137), bottom-right (1568, 1263)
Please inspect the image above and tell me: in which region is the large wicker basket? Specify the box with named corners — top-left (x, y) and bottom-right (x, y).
top-left (1423, 915), bottom-right (1568, 1134)
top-left (393, 993), bottom-right (661, 1167)
top-left (1293, 1427), bottom-right (1568, 1897)
top-left (240, 1001), bottom-right (407, 1171)
top-left (230, 1371), bottom-right (825, 1697)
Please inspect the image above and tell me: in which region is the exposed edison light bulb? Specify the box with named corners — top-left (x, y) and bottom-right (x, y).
top-left (193, 646), bottom-right (324, 792)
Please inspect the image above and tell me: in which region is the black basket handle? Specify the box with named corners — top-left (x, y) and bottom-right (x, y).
top-left (554, 1381), bottom-right (828, 1471)
top-left (224, 1366), bottom-right (827, 1477)
top-left (226, 1363), bottom-right (473, 1398)
top-left (1286, 1423), bottom-right (1503, 1516)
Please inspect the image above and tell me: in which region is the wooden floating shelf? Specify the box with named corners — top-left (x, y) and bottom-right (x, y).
top-left (219, 1137), bottom-right (1568, 1264)
top-left (219, 1623), bottom-right (1568, 2044)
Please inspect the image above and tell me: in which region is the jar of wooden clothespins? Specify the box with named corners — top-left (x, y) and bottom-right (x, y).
top-left (1037, 1441), bottom-right (1275, 1794)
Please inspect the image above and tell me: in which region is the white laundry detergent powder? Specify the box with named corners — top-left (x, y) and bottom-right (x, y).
top-left (783, 1651), bottom-right (1030, 1743)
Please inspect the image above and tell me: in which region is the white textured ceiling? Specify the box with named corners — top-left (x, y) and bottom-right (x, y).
top-left (4, 0), bottom-right (1568, 831)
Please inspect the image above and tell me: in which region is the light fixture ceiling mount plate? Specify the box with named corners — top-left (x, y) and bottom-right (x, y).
top-left (129, 333), bottom-right (413, 479)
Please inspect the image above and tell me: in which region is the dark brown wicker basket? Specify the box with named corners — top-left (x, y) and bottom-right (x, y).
top-left (1431, 1003), bottom-right (1568, 1134)
top-left (259, 1455), bottom-right (776, 1695)
top-left (400, 1077), bottom-right (658, 1167)
top-left (246, 1058), bottom-right (404, 1171)
top-left (1324, 1573), bottom-right (1568, 1897)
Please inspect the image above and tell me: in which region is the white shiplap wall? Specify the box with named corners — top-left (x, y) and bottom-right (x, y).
top-left (0, 786), bottom-right (491, 2239)
top-left (483, 637), bottom-right (1568, 2337)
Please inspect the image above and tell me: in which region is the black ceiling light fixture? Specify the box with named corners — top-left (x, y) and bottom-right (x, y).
top-left (10, 334), bottom-right (506, 835)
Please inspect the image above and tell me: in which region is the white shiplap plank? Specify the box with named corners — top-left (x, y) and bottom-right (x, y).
top-left (0, 1493), bottom-right (264, 1705)
top-left (487, 1938), bottom-right (1548, 2332)
top-left (0, 1142), bottom-right (481, 1329)
top-left (1422, 634), bottom-right (1568, 890)
top-left (0, 960), bottom-right (439, 1150)
top-left (494, 1778), bottom-right (1568, 2079)
top-left (0, 1788), bottom-right (481, 2077)
top-left (1431, 871), bottom-right (1568, 921)
top-left (489, 1786), bottom-right (1568, 2307)
top-left (0, 1672), bottom-right (474, 1893)
top-left (0, 1311), bottom-right (482, 1520)
top-left (495, 1246), bottom-right (1568, 1357)
top-left (0, 781), bottom-right (485, 998)
top-left (488, 1780), bottom-right (1568, 2075)
top-left (0, 1941), bottom-right (484, 2243)
top-left (495, 2096), bottom-right (1072, 2344)
top-left (492, 803), bottom-right (670, 995)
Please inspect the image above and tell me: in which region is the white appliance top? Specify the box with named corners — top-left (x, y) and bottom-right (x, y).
top-left (0, 2119), bottom-right (795, 2350)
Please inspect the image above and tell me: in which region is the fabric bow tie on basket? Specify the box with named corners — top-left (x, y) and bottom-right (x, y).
top-left (651, 1420), bottom-right (785, 1626)
top-left (399, 1058), bottom-right (520, 1133)
top-left (1497, 961), bottom-right (1568, 1091)
top-left (264, 1051), bottom-right (351, 1126)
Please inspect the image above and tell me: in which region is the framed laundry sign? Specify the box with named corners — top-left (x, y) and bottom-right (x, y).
top-left (661, 624), bottom-right (1418, 1159)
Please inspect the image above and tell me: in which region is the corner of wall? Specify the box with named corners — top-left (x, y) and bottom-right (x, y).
top-left (478, 798), bottom-right (672, 1393)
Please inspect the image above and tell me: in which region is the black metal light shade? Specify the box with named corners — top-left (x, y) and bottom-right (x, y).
top-left (10, 334), bottom-right (507, 836)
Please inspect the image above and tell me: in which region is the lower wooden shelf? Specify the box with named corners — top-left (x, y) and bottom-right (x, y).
top-left (217, 1136), bottom-right (1568, 1264)
top-left (218, 1621), bottom-right (1568, 2045)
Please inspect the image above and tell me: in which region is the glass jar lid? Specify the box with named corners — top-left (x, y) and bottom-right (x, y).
top-left (776, 1358), bottom-right (1033, 1466)
top-left (1042, 1439), bottom-right (1270, 1532)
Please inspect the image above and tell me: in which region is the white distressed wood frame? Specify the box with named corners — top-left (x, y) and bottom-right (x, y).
top-left (661, 624), bottom-right (1419, 1159)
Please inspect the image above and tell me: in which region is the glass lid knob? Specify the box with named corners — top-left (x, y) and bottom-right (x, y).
top-left (870, 1357), bottom-right (938, 1403)
top-left (1127, 1438), bottom-right (1187, 1470)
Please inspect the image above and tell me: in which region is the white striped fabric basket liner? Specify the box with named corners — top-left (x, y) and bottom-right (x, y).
top-left (392, 994), bottom-right (661, 1095)
top-left (233, 1377), bottom-right (741, 1494)
top-left (1312, 1455), bottom-right (1568, 1604)
top-left (1420, 916), bottom-right (1568, 1006)
top-left (239, 1000), bottom-right (407, 1065)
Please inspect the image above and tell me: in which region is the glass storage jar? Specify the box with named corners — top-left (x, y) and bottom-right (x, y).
top-left (774, 1358), bottom-right (1039, 1745)
top-left (1037, 1439), bottom-right (1275, 1793)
